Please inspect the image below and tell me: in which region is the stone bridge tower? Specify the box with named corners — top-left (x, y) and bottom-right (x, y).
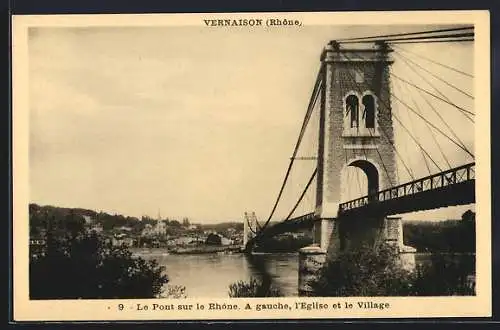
top-left (299, 40), bottom-right (417, 296)
top-left (243, 211), bottom-right (258, 248)
top-left (313, 41), bottom-right (397, 252)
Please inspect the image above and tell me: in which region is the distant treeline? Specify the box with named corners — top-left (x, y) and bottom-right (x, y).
top-left (254, 232), bottom-right (313, 253)
top-left (29, 203), bottom-right (144, 234)
top-left (403, 210), bottom-right (475, 253)
top-left (254, 210), bottom-right (476, 253)
top-left (29, 203), bottom-right (242, 235)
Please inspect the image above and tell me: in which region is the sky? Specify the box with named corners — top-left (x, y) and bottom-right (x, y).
top-left (28, 24), bottom-right (476, 223)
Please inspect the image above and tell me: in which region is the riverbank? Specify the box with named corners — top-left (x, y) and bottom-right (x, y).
top-left (171, 245), bottom-right (242, 255)
top-left (130, 245), bottom-right (243, 255)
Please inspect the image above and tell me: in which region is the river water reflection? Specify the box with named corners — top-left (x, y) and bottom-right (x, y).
top-left (131, 249), bottom-right (299, 298)
top-left (132, 249), bottom-right (474, 298)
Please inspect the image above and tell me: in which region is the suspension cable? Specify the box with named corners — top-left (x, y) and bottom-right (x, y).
top-left (394, 50), bottom-right (473, 99)
top-left (393, 51), bottom-right (474, 123)
top-left (393, 44), bottom-right (474, 78)
top-left (381, 57), bottom-right (475, 158)
top-left (339, 32), bottom-right (475, 44)
top-left (260, 63), bottom-right (324, 231)
top-left (397, 73), bottom-right (453, 170)
top-left (393, 50), bottom-right (474, 152)
top-left (284, 168), bottom-right (317, 221)
top-left (389, 38), bottom-right (474, 45)
top-left (390, 72), bottom-right (474, 117)
top-left (393, 78), bottom-right (432, 174)
top-left (394, 53), bottom-right (466, 168)
top-left (398, 77), bottom-right (442, 175)
top-left (336, 26), bottom-right (474, 42)
top-left (345, 53), bottom-right (444, 172)
top-left (416, 84), bottom-right (473, 158)
top-left (389, 83), bottom-right (474, 158)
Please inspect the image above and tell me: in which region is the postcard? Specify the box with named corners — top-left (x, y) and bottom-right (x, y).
top-left (12, 10), bottom-right (491, 321)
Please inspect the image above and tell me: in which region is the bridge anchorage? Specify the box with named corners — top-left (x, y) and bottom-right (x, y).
top-left (244, 28), bottom-right (475, 296)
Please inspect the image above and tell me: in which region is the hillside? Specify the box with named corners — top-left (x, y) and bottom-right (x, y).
top-left (403, 210), bottom-right (475, 253)
top-left (29, 203), bottom-right (243, 234)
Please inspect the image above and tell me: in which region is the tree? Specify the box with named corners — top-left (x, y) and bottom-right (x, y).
top-left (169, 219), bottom-right (181, 227)
top-left (310, 244), bottom-right (414, 297)
top-left (411, 253), bottom-right (475, 296)
top-left (30, 231), bottom-right (169, 299)
top-left (403, 211), bottom-right (476, 253)
top-left (182, 217), bottom-right (190, 227)
top-left (205, 233), bottom-right (221, 246)
top-left (29, 204), bottom-right (172, 299)
top-left (310, 243), bottom-right (475, 297)
top-left (462, 210), bottom-right (475, 222)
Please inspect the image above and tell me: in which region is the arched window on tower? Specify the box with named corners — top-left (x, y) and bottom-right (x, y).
top-left (345, 94), bottom-right (359, 128)
top-left (362, 94), bottom-right (375, 128)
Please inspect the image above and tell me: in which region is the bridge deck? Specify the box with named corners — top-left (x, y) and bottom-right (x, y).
top-left (244, 212), bottom-right (316, 249)
top-left (245, 163), bottom-right (475, 251)
top-left (338, 162), bottom-right (475, 218)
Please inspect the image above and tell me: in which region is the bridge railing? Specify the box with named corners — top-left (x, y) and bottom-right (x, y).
top-left (338, 162), bottom-right (475, 214)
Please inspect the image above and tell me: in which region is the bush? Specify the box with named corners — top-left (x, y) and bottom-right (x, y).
top-left (309, 244), bottom-right (475, 297)
top-left (205, 233), bottom-right (222, 246)
top-left (162, 285), bottom-right (188, 299)
top-left (411, 253), bottom-right (475, 296)
top-left (228, 277), bottom-right (282, 297)
top-left (310, 244), bottom-right (413, 297)
top-left (30, 232), bottom-right (169, 299)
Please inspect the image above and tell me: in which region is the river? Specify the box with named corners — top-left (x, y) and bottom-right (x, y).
top-left (131, 249), bottom-right (299, 298)
top-left (131, 249), bottom-right (474, 298)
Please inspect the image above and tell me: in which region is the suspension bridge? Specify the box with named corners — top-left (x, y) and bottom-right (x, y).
top-left (242, 26), bottom-right (476, 258)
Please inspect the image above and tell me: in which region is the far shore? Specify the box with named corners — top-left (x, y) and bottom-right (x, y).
top-left (130, 245), bottom-right (244, 255)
